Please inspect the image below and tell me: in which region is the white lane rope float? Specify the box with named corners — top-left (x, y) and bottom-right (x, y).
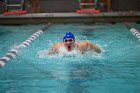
top-left (125, 23), bottom-right (140, 41)
top-left (0, 23), bottom-right (52, 68)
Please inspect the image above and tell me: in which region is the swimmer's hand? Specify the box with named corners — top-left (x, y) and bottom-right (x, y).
top-left (92, 44), bottom-right (101, 53)
top-left (48, 48), bottom-right (58, 55)
top-left (48, 49), bottom-right (55, 55)
top-left (48, 42), bottom-right (63, 55)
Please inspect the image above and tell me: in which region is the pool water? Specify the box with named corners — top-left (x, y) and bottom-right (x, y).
top-left (0, 23), bottom-right (140, 93)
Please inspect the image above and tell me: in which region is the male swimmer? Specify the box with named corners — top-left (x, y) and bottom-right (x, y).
top-left (48, 32), bottom-right (101, 55)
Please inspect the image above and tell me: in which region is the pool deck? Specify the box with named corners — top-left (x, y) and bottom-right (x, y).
top-left (0, 12), bottom-right (140, 25)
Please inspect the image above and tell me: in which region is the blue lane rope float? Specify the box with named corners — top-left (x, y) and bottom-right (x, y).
top-left (0, 23), bottom-right (52, 68)
top-left (125, 23), bottom-right (140, 41)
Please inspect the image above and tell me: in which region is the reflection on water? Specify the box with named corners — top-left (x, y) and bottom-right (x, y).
top-left (65, 62), bottom-right (103, 93)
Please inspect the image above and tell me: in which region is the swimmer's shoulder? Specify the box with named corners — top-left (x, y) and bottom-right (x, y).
top-left (77, 41), bottom-right (93, 46)
top-left (52, 42), bottom-right (64, 49)
top-left (54, 42), bottom-right (63, 46)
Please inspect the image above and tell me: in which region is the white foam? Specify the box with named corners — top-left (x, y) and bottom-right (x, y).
top-left (58, 46), bottom-right (81, 57)
top-left (38, 49), bottom-right (49, 58)
top-left (38, 46), bottom-right (104, 60)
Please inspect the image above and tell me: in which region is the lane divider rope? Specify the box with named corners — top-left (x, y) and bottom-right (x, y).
top-left (125, 23), bottom-right (140, 41)
top-left (130, 28), bottom-right (140, 41)
top-left (0, 23), bottom-right (52, 68)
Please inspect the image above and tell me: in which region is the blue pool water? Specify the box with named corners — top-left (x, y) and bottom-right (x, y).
top-left (0, 23), bottom-right (140, 93)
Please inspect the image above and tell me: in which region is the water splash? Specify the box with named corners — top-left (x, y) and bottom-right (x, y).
top-left (37, 48), bottom-right (104, 62)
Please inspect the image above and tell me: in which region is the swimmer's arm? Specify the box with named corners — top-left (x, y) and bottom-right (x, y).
top-left (48, 42), bottom-right (62, 55)
top-left (89, 43), bottom-right (101, 53)
top-left (78, 41), bottom-right (101, 53)
top-left (47, 44), bottom-right (58, 55)
top-left (48, 48), bottom-right (57, 55)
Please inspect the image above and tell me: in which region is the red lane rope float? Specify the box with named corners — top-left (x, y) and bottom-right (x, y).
top-left (76, 9), bottom-right (100, 14)
top-left (3, 10), bottom-right (27, 15)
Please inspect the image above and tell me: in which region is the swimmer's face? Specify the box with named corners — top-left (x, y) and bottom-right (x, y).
top-left (64, 38), bottom-right (75, 51)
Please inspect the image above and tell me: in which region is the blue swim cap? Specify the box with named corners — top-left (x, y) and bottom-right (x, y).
top-left (63, 32), bottom-right (75, 41)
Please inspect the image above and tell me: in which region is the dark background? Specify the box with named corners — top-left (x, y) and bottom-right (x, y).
top-left (0, 0), bottom-right (140, 13)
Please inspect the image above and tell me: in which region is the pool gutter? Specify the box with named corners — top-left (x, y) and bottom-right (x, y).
top-left (0, 12), bottom-right (140, 25)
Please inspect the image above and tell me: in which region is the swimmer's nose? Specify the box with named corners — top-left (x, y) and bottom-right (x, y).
top-left (66, 43), bottom-right (72, 47)
top-left (67, 41), bottom-right (71, 44)
top-left (68, 44), bottom-right (71, 46)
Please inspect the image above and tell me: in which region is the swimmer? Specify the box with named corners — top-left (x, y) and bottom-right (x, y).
top-left (48, 32), bottom-right (101, 55)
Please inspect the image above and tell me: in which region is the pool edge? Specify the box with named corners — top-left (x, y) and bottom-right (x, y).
top-left (0, 12), bottom-right (140, 25)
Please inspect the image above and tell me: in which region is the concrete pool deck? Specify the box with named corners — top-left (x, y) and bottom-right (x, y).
top-left (0, 12), bottom-right (140, 25)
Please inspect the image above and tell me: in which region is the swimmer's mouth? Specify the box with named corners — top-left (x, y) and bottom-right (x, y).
top-left (67, 46), bottom-right (71, 48)
top-left (67, 45), bottom-right (71, 48)
top-left (67, 45), bottom-right (72, 50)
